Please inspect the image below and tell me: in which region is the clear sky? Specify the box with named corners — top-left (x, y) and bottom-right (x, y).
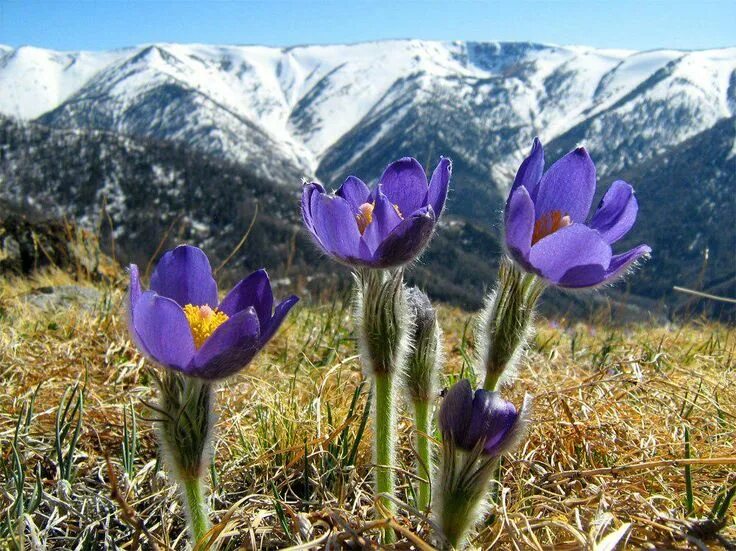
top-left (1, 0), bottom-right (734, 52)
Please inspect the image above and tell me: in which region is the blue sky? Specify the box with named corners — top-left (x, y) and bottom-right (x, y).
top-left (1, 0), bottom-right (734, 52)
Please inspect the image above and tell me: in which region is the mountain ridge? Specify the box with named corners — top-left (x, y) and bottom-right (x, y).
top-left (0, 39), bottom-right (734, 318)
top-left (2, 40), bottom-right (733, 171)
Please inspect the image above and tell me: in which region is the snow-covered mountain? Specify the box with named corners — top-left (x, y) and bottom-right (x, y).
top-left (1, 40), bottom-right (733, 193)
top-left (0, 40), bottom-right (734, 316)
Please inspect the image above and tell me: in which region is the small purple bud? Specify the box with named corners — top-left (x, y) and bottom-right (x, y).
top-left (439, 379), bottom-right (525, 457)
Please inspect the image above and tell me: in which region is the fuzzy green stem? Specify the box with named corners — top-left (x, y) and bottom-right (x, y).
top-left (414, 399), bottom-right (432, 512)
top-left (483, 370), bottom-right (502, 392)
top-left (374, 372), bottom-right (396, 544)
top-left (480, 261), bottom-right (544, 391)
top-left (153, 371), bottom-right (216, 546)
top-left (437, 445), bottom-right (498, 550)
top-left (440, 489), bottom-right (479, 550)
top-left (181, 476), bottom-right (211, 544)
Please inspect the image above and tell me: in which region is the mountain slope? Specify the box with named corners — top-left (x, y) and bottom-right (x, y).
top-left (0, 40), bottom-right (734, 317)
top-left (1, 41), bottom-right (733, 194)
top-left (0, 116), bottom-right (509, 309)
top-left (620, 116), bottom-right (736, 319)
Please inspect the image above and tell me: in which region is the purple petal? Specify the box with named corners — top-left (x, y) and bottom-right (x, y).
top-left (590, 180), bottom-right (639, 244)
top-left (512, 137), bottom-right (544, 199)
top-left (336, 176), bottom-right (371, 213)
top-left (529, 224), bottom-right (612, 284)
top-left (301, 182), bottom-right (325, 235)
top-left (192, 307), bottom-right (261, 379)
top-left (371, 206), bottom-right (435, 267)
top-left (132, 291), bottom-right (196, 371)
top-left (558, 243), bottom-right (651, 288)
top-left (379, 157), bottom-right (429, 217)
top-left (483, 402), bottom-right (519, 455)
top-left (127, 264), bottom-right (150, 357)
top-left (310, 192), bottom-right (362, 260)
top-left (362, 188), bottom-right (404, 253)
top-left (218, 269), bottom-right (274, 326)
top-left (150, 245), bottom-right (218, 308)
top-left (439, 379), bottom-right (474, 441)
top-left (260, 295), bottom-right (299, 344)
top-left (534, 147), bottom-right (596, 223)
top-left (604, 244), bottom-right (652, 282)
top-left (428, 157), bottom-right (451, 218)
top-left (468, 390), bottom-right (518, 456)
top-left (505, 186), bottom-right (535, 263)
top-left (556, 264), bottom-right (608, 288)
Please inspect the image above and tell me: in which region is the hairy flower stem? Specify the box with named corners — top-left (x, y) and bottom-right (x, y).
top-left (354, 268), bottom-right (410, 544)
top-left (440, 491), bottom-right (481, 550)
top-left (479, 259), bottom-right (545, 391)
top-left (182, 476), bottom-right (211, 543)
top-left (413, 399), bottom-right (432, 511)
top-left (436, 440), bottom-right (498, 550)
top-left (374, 372), bottom-right (396, 543)
top-left (151, 370), bottom-right (215, 545)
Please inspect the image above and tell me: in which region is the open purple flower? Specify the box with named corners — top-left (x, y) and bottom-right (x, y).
top-left (439, 379), bottom-right (528, 457)
top-left (505, 138), bottom-right (651, 288)
top-left (301, 157), bottom-right (451, 268)
top-left (128, 245), bottom-right (298, 380)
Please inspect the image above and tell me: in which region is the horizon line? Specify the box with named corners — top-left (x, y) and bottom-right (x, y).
top-left (2, 37), bottom-right (736, 56)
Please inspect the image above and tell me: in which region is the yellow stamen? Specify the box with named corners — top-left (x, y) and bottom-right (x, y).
top-left (183, 304), bottom-right (229, 348)
top-left (355, 201), bottom-right (404, 235)
top-left (532, 210), bottom-right (572, 245)
top-left (356, 202), bottom-right (375, 235)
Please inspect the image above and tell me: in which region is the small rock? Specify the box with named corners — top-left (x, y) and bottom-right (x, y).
top-left (23, 285), bottom-right (101, 312)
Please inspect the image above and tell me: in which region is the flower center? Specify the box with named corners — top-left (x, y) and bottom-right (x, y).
top-left (354, 201), bottom-right (403, 235)
top-left (532, 210), bottom-right (572, 245)
top-left (355, 202), bottom-right (375, 235)
top-left (183, 304), bottom-right (229, 348)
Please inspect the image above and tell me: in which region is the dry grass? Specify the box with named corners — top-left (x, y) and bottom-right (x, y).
top-left (0, 268), bottom-right (734, 550)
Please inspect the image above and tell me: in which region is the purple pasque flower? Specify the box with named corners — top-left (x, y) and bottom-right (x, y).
top-left (439, 379), bottom-right (527, 457)
top-left (301, 157), bottom-right (451, 269)
top-left (128, 245), bottom-right (298, 380)
top-left (504, 138), bottom-right (651, 288)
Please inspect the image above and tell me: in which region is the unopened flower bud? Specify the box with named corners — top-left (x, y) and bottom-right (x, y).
top-left (406, 287), bottom-right (442, 403)
top-left (439, 379), bottom-right (528, 457)
top-left (435, 379), bottom-right (531, 550)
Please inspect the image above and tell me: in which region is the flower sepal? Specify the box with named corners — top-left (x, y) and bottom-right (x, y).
top-left (354, 267), bottom-right (411, 377)
top-left (476, 259), bottom-right (545, 391)
top-left (151, 369), bottom-right (214, 481)
top-left (435, 435), bottom-right (500, 550)
top-left (149, 368), bottom-right (215, 540)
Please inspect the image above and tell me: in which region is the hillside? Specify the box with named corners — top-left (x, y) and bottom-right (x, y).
top-left (0, 116), bottom-right (511, 309)
top-left (0, 268), bottom-right (733, 548)
top-left (1, 41), bottom-right (733, 195)
top-left (618, 116), bottom-right (736, 319)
